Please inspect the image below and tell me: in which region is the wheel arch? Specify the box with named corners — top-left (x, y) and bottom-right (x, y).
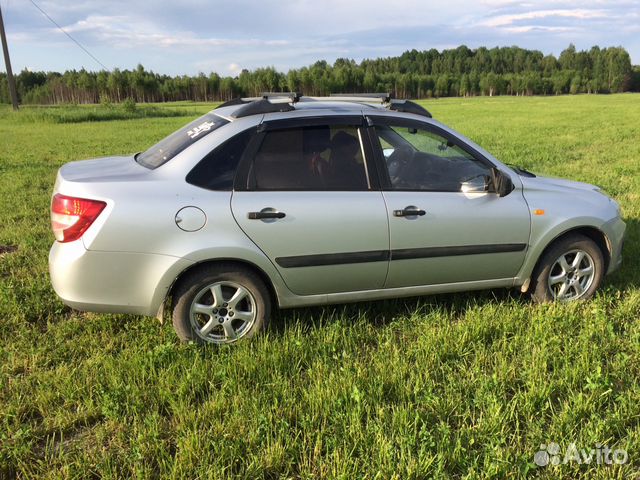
top-left (520, 225), bottom-right (610, 293)
top-left (157, 258), bottom-right (280, 320)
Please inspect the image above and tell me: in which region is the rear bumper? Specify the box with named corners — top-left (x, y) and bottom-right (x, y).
top-left (603, 216), bottom-right (626, 275)
top-left (49, 240), bottom-right (193, 316)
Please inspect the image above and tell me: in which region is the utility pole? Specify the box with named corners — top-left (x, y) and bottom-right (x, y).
top-left (0, 4), bottom-right (19, 110)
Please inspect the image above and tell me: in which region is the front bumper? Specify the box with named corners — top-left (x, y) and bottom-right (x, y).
top-left (603, 216), bottom-right (626, 274)
top-left (49, 240), bottom-right (192, 316)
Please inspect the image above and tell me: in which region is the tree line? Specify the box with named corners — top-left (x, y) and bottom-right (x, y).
top-left (1, 44), bottom-right (638, 105)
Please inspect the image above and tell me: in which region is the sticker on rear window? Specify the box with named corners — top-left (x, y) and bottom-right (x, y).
top-left (136, 113), bottom-right (229, 169)
top-left (188, 121), bottom-right (216, 139)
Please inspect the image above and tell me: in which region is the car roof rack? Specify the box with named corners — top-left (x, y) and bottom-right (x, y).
top-left (388, 99), bottom-right (432, 118)
top-left (231, 99), bottom-right (295, 118)
top-left (329, 93), bottom-right (391, 103)
top-left (261, 92), bottom-right (302, 103)
top-left (217, 92), bottom-right (301, 110)
top-left (328, 94), bottom-right (432, 119)
top-left (218, 92), bottom-right (302, 118)
top-left (218, 92), bottom-right (432, 119)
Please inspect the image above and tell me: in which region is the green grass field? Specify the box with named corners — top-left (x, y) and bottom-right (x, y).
top-left (1, 95), bottom-right (639, 479)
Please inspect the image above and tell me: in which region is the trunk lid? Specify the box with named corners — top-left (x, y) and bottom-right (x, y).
top-left (58, 155), bottom-right (150, 183)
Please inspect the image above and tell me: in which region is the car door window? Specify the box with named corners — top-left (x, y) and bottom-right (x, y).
top-left (249, 125), bottom-right (370, 191)
top-left (375, 124), bottom-right (492, 192)
top-left (186, 128), bottom-right (254, 191)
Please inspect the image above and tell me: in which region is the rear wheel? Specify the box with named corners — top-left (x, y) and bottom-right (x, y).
top-left (530, 234), bottom-right (604, 303)
top-left (172, 264), bottom-right (271, 344)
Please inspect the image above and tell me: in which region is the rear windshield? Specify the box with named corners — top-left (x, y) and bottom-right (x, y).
top-left (135, 113), bottom-right (229, 169)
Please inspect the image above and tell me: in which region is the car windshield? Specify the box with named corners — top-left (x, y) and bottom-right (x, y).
top-left (136, 113), bottom-right (229, 169)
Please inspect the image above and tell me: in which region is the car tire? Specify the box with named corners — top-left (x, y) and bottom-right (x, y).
top-left (171, 264), bottom-right (271, 344)
top-left (530, 234), bottom-right (604, 303)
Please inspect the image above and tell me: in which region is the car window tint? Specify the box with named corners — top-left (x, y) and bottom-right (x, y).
top-left (136, 113), bottom-right (229, 169)
top-left (186, 129), bottom-right (254, 191)
top-left (250, 125), bottom-right (369, 191)
top-left (376, 125), bottom-right (491, 192)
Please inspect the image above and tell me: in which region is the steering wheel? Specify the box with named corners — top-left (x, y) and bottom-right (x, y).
top-left (387, 144), bottom-right (414, 182)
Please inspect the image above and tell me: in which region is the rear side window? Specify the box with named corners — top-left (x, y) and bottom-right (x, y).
top-left (248, 125), bottom-right (369, 191)
top-left (186, 129), bottom-right (254, 191)
top-left (136, 113), bottom-right (229, 169)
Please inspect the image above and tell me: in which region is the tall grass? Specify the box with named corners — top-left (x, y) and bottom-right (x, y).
top-left (0, 102), bottom-right (209, 124)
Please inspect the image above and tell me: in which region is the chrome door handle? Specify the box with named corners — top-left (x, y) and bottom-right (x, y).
top-left (393, 206), bottom-right (426, 217)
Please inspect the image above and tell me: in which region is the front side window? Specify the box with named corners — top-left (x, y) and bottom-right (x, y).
top-left (375, 124), bottom-right (492, 192)
top-left (249, 125), bottom-right (369, 191)
top-left (136, 113), bottom-right (229, 169)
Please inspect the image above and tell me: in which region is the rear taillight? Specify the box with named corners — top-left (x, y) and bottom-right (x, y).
top-left (51, 194), bottom-right (106, 243)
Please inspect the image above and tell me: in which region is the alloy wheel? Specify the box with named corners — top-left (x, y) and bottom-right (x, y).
top-left (547, 249), bottom-right (596, 301)
top-left (189, 281), bottom-right (257, 343)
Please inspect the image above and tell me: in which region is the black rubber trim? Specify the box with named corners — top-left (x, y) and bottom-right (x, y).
top-left (391, 243), bottom-right (527, 261)
top-left (276, 250), bottom-right (389, 268)
top-left (274, 243), bottom-right (526, 268)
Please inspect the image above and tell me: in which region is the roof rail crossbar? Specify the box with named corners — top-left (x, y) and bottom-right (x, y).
top-left (260, 92), bottom-right (302, 103)
top-left (303, 96), bottom-right (376, 103)
top-left (216, 97), bottom-right (250, 108)
top-left (302, 94), bottom-right (390, 104)
top-left (330, 93), bottom-right (391, 103)
top-left (388, 99), bottom-right (432, 118)
top-left (217, 92), bottom-right (301, 110)
top-left (328, 94), bottom-right (431, 118)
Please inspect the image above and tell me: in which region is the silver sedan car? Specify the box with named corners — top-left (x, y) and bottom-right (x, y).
top-left (49, 94), bottom-right (626, 344)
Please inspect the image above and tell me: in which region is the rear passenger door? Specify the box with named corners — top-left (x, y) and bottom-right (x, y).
top-left (231, 117), bottom-right (390, 296)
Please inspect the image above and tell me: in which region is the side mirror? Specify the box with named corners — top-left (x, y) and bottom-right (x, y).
top-left (492, 169), bottom-right (514, 197)
top-left (460, 174), bottom-right (491, 193)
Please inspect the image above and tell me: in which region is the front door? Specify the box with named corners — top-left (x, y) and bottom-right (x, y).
top-left (231, 119), bottom-right (389, 296)
top-left (368, 116), bottom-right (531, 288)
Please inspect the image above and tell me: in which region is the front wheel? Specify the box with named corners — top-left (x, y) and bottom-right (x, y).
top-left (530, 234), bottom-right (605, 303)
top-left (171, 264), bottom-right (271, 344)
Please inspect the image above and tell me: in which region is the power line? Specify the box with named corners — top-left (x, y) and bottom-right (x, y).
top-left (27, 0), bottom-right (108, 70)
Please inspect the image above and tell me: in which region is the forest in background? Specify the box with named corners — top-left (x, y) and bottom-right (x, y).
top-left (2, 44), bottom-right (639, 104)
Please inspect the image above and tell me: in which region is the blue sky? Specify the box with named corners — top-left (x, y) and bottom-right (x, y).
top-left (2, 0), bottom-right (639, 75)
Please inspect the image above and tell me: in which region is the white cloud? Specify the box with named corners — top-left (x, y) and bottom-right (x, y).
top-left (479, 8), bottom-right (608, 28)
top-left (57, 14), bottom-right (289, 49)
top-left (502, 25), bottom-right (577, 33)
top-left (228, 63), bottom-right (242, 75)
